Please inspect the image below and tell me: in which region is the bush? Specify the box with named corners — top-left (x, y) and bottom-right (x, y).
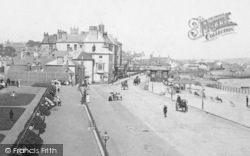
top-left (31, 116), bottom-right (46, 134)
top-left (39, 105), bottom-right (51, 116)
top-left (18, 129), bottom-right (43, 156)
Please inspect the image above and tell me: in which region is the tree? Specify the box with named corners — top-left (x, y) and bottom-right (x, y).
top-left (0, 44), bottom-right (3, 51)
top-left (26, 40), bottom-right (42, 47)
top-left (0, 46), bottom-right (16, 57)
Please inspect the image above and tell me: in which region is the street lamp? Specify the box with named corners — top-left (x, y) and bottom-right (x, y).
top-left (171, 84), bottom-right (173, 99)
top-left (202, 85), bottom-right (205, 109)
top-left (102, 130), bottom-right (109, 148)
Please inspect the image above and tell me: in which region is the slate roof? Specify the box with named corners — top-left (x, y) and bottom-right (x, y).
top-left (57, 34), bottom-right (88, 43)
top-left (8, 65), bottom-right (69, 73)
top-left (84, 32), bottom-right (106, 43)
top-left (45, 57), bottom-right (78, 66)
top-left (11, 53), bottom-right (51, 65)
top-left (75, 52), bottom-right (93, 60)
top-left (42, 35), bottom-right (57, 44)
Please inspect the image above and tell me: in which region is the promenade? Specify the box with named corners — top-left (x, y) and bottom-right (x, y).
top-left (87, 77), bottom-right (250, 156)
top-left (147, 79), bottom-right (250, 128)
top-left (41, 86), bottom-right (100, 156)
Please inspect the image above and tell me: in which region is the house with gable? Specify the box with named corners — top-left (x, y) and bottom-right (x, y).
top-left (53, 23), bottom-right (122, 83)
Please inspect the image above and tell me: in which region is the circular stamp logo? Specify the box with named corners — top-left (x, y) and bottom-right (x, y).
top-left (5, 148), bottom-right (11, 153)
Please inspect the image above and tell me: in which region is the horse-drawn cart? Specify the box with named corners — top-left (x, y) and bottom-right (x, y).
top-left (176, 96), bottom-right (188, 112)
top-left (110, 92), bottom-right (122, 101)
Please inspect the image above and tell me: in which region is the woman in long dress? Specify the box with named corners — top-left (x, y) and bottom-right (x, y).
top-left (86, 93), bottom-right (90, 104)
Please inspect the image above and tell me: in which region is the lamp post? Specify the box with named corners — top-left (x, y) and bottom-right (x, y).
top-left (102, 130), bottom-right (109, 148)
top-left (152, 81), bottom-right (154, 92)
top-left (171, 84), bottom-right (173, 99)
top-left (202, 85), bottom-right (205, 109)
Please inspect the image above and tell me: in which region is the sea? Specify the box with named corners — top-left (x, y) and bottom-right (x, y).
top-left (218, 78), bottom-right (250, 87)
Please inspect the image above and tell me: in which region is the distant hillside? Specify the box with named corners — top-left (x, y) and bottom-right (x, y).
top-left (220, 58), bottom-right (250, 64)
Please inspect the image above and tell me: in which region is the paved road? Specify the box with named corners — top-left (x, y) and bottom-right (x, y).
top-left (147, 80), bottom-right (250, 127)
top-left (89, 80), bottom-right (250, 156)
top-left (41, 86), bottom-right (100, 156)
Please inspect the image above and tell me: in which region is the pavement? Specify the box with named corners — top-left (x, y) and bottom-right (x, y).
top-left (41, 85), bottom-right (101, 156)
top-left (1, 86), bottom-right (46, 144)
top-left (146, 77), bottom-right (250, 128)
top-left (88, 77), bottom-right (250, 156)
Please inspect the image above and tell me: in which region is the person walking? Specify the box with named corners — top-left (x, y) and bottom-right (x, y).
top-left (57, 82), bottom-right (61, 92)
top-left (9, 109), bottom-right (14, 120)
top-left (246, 95), bottom-right (249, 107)
top-left (163, 105), bottom-right (168, 117)
top-left (86, 93), bottom-right (90, 104)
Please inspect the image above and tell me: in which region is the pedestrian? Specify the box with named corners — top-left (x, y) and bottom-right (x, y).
top-left (163, 105), bottom-right (168, 117)
top-left (86, 93), bottom-right (90, 104)
top-left (9, 109), bottom-right (14, 120)
top-left (246, 95), bottom-right (249, 107)
top-left (57, 82), bottom-right (61, 92)
top-left (7, 78), bottom-right (10, 85)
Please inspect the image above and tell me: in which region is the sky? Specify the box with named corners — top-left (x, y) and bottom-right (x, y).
top-left (0, 0), bottom-right (250, 60)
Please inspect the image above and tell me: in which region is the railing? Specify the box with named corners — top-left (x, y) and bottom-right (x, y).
top-left (218, 84), bottom-right (250, 94)
top-left (79, 86), bottom-right (109, 156)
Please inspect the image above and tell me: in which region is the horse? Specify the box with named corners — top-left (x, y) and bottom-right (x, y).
top-left (121, 81), bottom-right (129, 90)
top-left (133, 76), bottom-right (140, 85)
top-left (176, 96), bottom-right (188, 112)
top-left (215, 96), bottom-right (223, 103)
top-left (194, 92), bottom-right (199, 97)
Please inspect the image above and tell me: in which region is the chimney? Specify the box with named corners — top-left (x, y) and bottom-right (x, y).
top-left (62, 31), bottom-right (67, 39)
top-left (98, 23), bottom-right (105, 34)
top-left (70, 27), bottom-right (79, 34)
top-left (89, 26), bottom-right (98, 40)
top-left (44, 32), bottom-right (49, 37)
top-left (53, 34), bottom-right (57, 40)
top-left (57, 30), bottom-right (61, 39)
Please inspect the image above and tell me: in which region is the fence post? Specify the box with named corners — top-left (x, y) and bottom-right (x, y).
top-left (28, 72), bottom-right (29, 86)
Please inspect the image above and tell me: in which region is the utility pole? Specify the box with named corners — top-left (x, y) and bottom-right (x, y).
top-left (202, 85), bottom-right (204, 109)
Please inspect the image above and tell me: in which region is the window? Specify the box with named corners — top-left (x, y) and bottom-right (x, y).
top-left (97, 63), bottom-right (104, 71)
top-left (163, 72), bottom-right (168, 78)
top-left (74, 44), bottom-right (77, 50)
top-left (99, 55), bottom-right (102, 58)
top-left (80, 44), bottom-right (83, 48)
top-left (92, 45), bottom-right (96, 52)
top-left (151, 72), bottom-right (156, 78)
top-left (156, 71), bottom-right (162, 77)
top-left (67, 44), bottom-right (70, 49)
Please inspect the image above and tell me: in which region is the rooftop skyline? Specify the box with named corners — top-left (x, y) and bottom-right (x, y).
top-left (1, 0), bottom-right (250, 59)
